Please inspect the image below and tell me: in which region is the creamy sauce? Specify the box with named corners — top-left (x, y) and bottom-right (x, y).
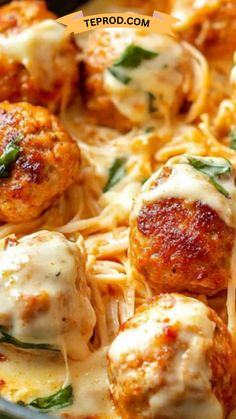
top-left (0, 20), bottom-right (68, 89)
top-left (0, 345), bottom-right (118, 418)
top-left (104, 30), bottom-right (186, 123)
top-left (63, 347), bottom-right (118, 418)
top-left (0, 231), bottom-right (96, 360)
top-left (109, 295), bottom-right (223, 419)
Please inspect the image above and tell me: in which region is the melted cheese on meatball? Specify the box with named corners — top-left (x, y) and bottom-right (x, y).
top-left (0, 20), bottom-right (69, 90)
top-left (109, 295), bottom-right (223, 419)
top-left (104, 31), bottom-right (189, 124)
top-left (0, 231), bottom-right (96, 360)
top-left (132, 155), bottom-right (236, 344)
top-left (138, 155), bottom-right (236, 228)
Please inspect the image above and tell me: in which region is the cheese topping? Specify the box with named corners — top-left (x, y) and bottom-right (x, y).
top-left (0, 20), bottom-right (69, 89)
top-left (109, 295), bottom-right (223, 419)
top-left (139, 155), bottom-right (236, 228)
top-left (104, 30), bottom-right (187, 123)
top-left (0, 231), bottom-right (96, 360)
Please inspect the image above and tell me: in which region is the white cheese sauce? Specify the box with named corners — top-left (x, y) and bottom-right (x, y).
top-left (0, 346), bottom-right (118, 418)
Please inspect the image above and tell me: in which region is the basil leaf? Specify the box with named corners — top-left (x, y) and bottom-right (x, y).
top-left (18, 385), bottom-right (73, 412)
top-left (144, 126), bottom-right (154, 133)
top-left (229, 129), bottom-right (236, 150)
top-left (0, 327), bottom-right (59, 352)
top-left (187, 156), bottom-right (233, 198)
top-left (0, 139), bottom-right (22, 179)
top-left (103, 157), bottom-right (127, 192)
top-left (113, 45), bottom-right (158, 68)
top-left (147, 92), bottom-right (157, 113)
top-left (107, 67), bottom-right (131, 84)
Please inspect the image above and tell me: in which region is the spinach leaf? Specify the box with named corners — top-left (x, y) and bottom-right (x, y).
top-left (113, 45), bottom-right (158, 68)
top-left (187, 156), bottom-right (233, 198)
top-left (0, 327), bottom-right (59, 352)
top-left (103, 157), bottom-right (127, 192)
top-left (18, 385), bottom-right (73, 412)
top-left (107, 67), bottom-right (131, 84)
top-left (229, 129), bottom-right (236, 150)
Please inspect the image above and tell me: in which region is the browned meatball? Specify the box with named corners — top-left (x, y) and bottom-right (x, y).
top-left (108, 293), bottom-right (236, 419)
top-left (0, 0), bottom-right (78, 111)
top-left (130, 155), bottom-right (236, 296)
top-left (81, 28), bottom-right (203, 132)
top-left (0, 101), bottom-right (80, 223)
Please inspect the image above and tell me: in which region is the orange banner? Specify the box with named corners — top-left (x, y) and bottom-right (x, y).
top-left (57, 10), bottom-right (179, 37)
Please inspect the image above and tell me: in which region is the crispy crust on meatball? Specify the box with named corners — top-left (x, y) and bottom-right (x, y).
top-left (0, 0), bottom-right (78, 111)
top-left (108, 294), bottom-right (236, 419)
top-left (130, 168), bottom-right (234, 296)
top-left (0, 101), bottom-right (80, 223)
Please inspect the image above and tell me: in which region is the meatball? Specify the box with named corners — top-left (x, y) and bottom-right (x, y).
top-left (108, 293), bottom-right (236, 419)
top-left (81, 28), bottom-right (204, 131)
top-left (0, 230), bottom-right (96, 360)
top-left (130, 155), bottom-right (236, 296)
top-left (0, 101), bottom-right (80, 223)
top-left (0, 0), bottom-right (78, 111)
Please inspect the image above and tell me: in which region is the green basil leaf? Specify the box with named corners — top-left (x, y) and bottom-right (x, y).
top-left (103, 157), bottom-right (127, 192)
top-left (141, 178), bottom-right (148, 185)
top-left (144, 126), bottom-right (154, 133)
top-left (107, 67), bottom-right (131, 84)
top-left (18, 385), bottom-right (73, 412)
top-left (147, 92), bottom-right (157, 113)
top-left (0, 327), bottom-right (59, 352)
top-left (187, 156), bottom-right (233, 198)
top-left (0, 143), bottom-right (21, 165)
top-left (0, 138), bottom-right (22, 179)
top-left (229, 129), bottom-right (236, 150)
top-left (113, 45), bottom-right (158, 68)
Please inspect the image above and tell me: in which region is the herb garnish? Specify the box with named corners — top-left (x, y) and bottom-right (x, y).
top-left (18, 385), bottom-right (73, 412)
top-left (187, 156), bottom-right (233, 198)
top-left (103, 157), bottom-right (127, 192)
top-left (144, 126), bottom-right (154, 133)
top-left (0, 135), bottom-right (22, 178)
top-left (108, 45), bottom-right (158, 84)
top-left (0, 327), bottom-right (59, 352)
top-left (107, 67), bottom-right (131, 84)
top-left (229, 129), bottom-right (236, 150)
top-left (113, 45), bottom-right (158, 68)
top-left (147, 92), bottom-right (157, 113)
